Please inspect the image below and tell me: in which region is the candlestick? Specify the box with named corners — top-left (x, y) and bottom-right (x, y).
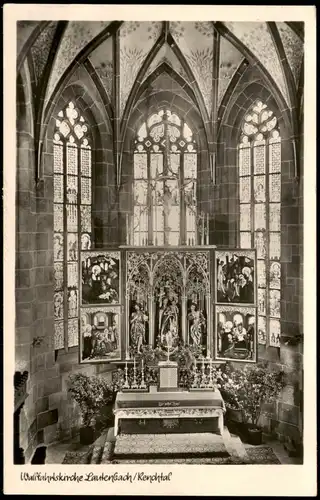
top-left (208, 358), bottom-right (214, 388)
top-left (132, 357), bottom-right (138, 389)
top-left (192, 362), bottom-right (198, 388)
top-left (140, 358), bottom-right (146, 389)
top-left (123, 362), bottom-right (129, 389)
top-left (200, 356), bottom-right (206, 387)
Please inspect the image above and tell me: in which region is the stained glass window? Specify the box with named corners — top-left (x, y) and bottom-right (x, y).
top-left (53, 101), bottom-right (92, 350)
top-left (239, 100), bottom-right (281, 347)
top-left (133, 109), bottom-right (197, 246)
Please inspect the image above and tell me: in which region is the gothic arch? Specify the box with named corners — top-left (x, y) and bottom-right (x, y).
top-left (17, 61), bottom-right (35, 139)
top-left (120, 32), bottom-right (211, 151)
top-left (44, 82), bottom-right (108, 160)
top-left (219, 81), bottom-right (292, 148)
top-left (215, 22), bottom-right (290, 116)
top-left (123, 88), bottom-right (208, 156)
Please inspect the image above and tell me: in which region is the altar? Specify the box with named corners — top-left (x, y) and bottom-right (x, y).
top-left (114, 389), bottom-right (225, 437)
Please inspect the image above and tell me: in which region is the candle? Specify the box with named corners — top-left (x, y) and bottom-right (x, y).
top-left (206, 213), bottom-right (209, 245)
top-left (129, 215), bottom-right (132, 245)
top-left (126, 214), bottom-right (129, 245)
top-left (201, 212), bottom-right (205, 245)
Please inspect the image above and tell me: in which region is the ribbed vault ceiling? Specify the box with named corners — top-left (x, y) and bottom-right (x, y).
top-left (17, 20), bottom-right (304, 125)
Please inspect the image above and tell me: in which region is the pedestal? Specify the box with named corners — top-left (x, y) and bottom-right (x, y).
top-left (158, 361), bottom-right (178, 391)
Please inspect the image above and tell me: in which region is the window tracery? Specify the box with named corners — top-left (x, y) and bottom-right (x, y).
top-left (238, 100), bottom-right (281, 347)
top-left (133, 109), bottom-right (197, 246)
top-left (53, 101), bottom-right (92, 350)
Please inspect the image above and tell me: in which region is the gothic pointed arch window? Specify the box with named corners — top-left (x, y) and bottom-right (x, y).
top-left (133, 109), bottom-right (197, 246)
top-left (53, 101), bottom-right (93, 350)
top-left (238, 100), bottom-right (281, 348)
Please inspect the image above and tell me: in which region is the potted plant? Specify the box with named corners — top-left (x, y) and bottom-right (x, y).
top-left (235, 363), bottom-right (285, 445)
top-left (68, 373), bottom-right (113, 445)
top-left (219, 366), bottom-right (246, 430)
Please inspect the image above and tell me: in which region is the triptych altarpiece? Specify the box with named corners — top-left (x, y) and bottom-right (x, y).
top-left (79, 246), bottom-right (258, 364)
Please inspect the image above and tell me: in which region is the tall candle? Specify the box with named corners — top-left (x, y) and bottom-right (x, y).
top-left (154, 201), bottom-right (157, 245)
top-left (126, 214), bottom-right (129, 245)
top-left (201, 212), bottom-right (205, 245)
top-left (206, 213), bottom-right (209, 245)
top-left (129, 215), bottom-right (132, 245)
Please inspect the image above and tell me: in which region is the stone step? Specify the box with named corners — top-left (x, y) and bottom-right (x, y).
top-left (112, 456), bottom-right (248, 464)
top-left (89, 430), bottom-right (109, 464)
top-left (231, 434), bottom-right (248, 459)
top-left (113, 432), bottom-right (230, 459)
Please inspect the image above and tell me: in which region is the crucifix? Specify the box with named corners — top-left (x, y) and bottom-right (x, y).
top-left (162, 112), bottom-right (179, 246)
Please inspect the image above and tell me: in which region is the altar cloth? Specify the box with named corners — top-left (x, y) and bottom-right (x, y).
top-left (115, 390), bottom-right (225, 409)
top-left (114, 390), bottom-right (225, 437)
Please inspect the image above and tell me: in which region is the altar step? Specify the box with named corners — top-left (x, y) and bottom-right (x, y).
top-left (113, 432), bottom-right (229, 460)
top-left (96, 427), bottom-right (248, 463)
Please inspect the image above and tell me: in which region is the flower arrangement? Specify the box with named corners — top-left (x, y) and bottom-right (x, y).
top-left (67, 373), bottom-right (113, 428)
top-left (179, 363), bottom-right (224, 390)
top-left (129, 340), bottom-right (203, 368)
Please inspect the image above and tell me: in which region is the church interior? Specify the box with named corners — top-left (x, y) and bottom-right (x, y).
top-left (15, 20), bottom-right (304, 465)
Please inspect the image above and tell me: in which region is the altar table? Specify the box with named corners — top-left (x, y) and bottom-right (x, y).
top-left (114, 390), bottom-right (225, 436)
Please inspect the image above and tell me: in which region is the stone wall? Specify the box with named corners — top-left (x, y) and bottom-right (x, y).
top-left (16, 63), bottom-right (115, 461)
top-left (215, 65), bottom-right (303, 450)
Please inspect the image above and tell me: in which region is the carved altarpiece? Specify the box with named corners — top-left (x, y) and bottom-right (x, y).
top-left (125, 249), bottom-right (211, 358)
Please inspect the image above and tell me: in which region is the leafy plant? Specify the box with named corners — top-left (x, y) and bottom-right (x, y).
top-left (67, 373), bottom-right (113, 428)
top-left (220, 363), bottom-right (285, 427)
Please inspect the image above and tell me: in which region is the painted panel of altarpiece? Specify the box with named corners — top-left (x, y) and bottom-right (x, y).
top-left (215, 249), bottom-right (256, 306)
top-left (80, 306), bottom-right (121, 363)
top-left (81, 251), bottom-right (120, 305)
top-left (215, 305), bottom-right (257, 363)
top-left (125, 250), bottom-right (210, 357)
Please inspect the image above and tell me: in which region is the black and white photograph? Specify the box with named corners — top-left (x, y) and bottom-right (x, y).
top-left (4, 4), bottom-right (316, 497)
